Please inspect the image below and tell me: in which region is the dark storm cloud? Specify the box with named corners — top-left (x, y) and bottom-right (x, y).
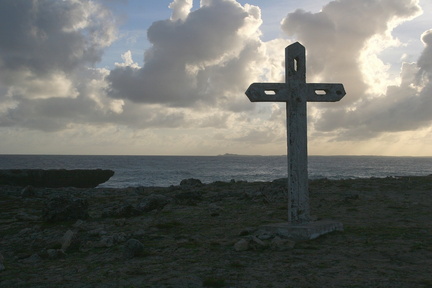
top-left (0, 0), bottom-right (116, 74)
top-left (0, 0), bottom-right (119, 131)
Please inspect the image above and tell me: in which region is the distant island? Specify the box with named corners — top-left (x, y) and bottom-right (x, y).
top-left (216, 153), bottom-right (264, 157)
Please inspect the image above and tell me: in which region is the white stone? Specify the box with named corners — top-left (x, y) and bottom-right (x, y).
top-left (61, 230), bottom-right (75, 251)
top-left (234, 239), bottom-right (249, 251)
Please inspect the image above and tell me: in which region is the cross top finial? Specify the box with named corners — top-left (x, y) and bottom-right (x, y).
top-left (286, 42), bottom-right (306, 82)
top-left (246, 42), bottom-right (345, 103)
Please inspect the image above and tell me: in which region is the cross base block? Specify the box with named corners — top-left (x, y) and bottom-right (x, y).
top-left (259, 220), bottom-right (343, 241)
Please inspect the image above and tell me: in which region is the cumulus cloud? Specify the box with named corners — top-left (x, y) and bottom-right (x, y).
top-left (279, 0), bottom-right (432, 141)
top-left (418, 29), bottom-right (432, 75)
top-left (1, 0), bottom-right (431, 155)
top-left (106, 0), bottom-right (266, 109)
top-left (0, 0), bottom-right (121, 131)
top-left (0, 0), bottom-right (270, 137)
top-left (169, 0), bottom-right (193, 21)
top-left (321, 37), bottom-right (432, 140)
top-left (281, 0), bottom-right (422, 104)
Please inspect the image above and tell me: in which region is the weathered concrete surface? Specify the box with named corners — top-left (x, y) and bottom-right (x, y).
top-left (0, 169), bottom-right (114, 188)
top-left (259, 220), bottom-right (344, 241)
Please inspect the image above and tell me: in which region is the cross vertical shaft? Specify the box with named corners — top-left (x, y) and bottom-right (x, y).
top-left (285, 44), bottom-right (309, 223)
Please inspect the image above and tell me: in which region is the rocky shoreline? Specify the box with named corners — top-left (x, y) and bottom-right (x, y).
top-left (1, 176), bottom-right (432, 287)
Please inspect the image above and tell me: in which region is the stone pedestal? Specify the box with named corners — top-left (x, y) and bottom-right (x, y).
top-left (260, 220), bottom-right (343, 241)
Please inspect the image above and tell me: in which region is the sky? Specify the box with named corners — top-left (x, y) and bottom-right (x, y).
top-left (1, 0), bottom-right (432, 156)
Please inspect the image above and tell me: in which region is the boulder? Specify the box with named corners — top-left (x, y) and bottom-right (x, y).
top-left (21, 254), bottom-right (42, 264)
top-left (234, 239), bottom-right (249, 251)
top-left (98, 235), bottom-right (114, 248)
top-left (61, 230), bottom-right (81, 252)
top-left (21, 185), bottom-right (36, 197)
top-left (123, 239), bottom-right (145, 259)
top-left (0, 169), bottom-right (114, 188)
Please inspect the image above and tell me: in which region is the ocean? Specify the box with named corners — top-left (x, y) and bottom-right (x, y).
top-left (0, 155), bottom-right (431, 188)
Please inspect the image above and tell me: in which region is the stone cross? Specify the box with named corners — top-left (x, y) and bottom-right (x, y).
top-left (246, 42), bottom-right (345, 239)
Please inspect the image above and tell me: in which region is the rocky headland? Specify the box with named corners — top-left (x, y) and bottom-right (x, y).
top-left (1, 176), bottom-right (431, 287)
top-left (0, 169), bottom-right (114, 188)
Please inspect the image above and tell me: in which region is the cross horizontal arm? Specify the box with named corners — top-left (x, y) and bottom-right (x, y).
top-left (245, 83), bottom-right (289, 102)
top-left (306, 83), bottom-right (346, 102)
top-left (245, 82), bottom-right (346, 103)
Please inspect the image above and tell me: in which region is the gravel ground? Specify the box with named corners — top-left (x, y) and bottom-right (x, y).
top-left (1, 176), bottom-right (431, 287)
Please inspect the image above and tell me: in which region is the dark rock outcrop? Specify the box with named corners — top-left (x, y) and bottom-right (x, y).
top-left (179, 178), bottom-right (203, 187)
top-left (137, 194), bottom-right (171, 212)
top-left (0, 169), bottom-right (114, 188)
top-left (42, 196), bottom-right (89, 222)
